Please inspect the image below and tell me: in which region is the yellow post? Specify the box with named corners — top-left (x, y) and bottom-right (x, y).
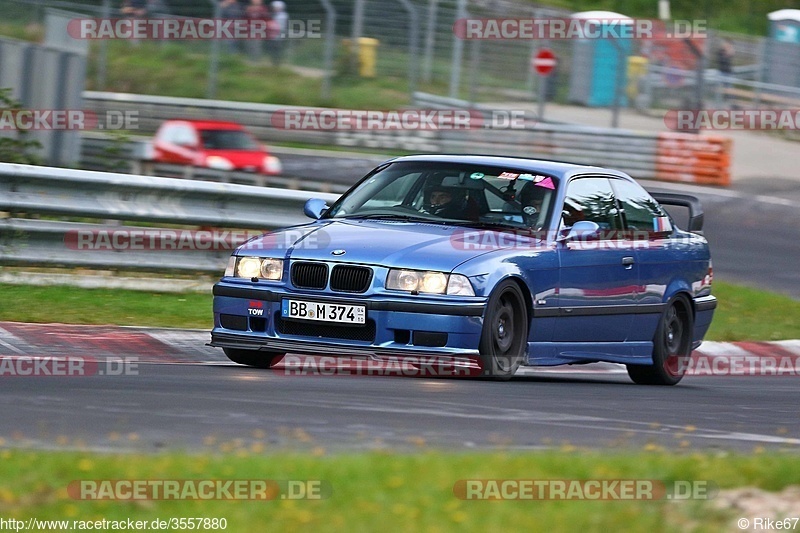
top-left (357, 37), bottom-right (379, 77)
top-left (627, 56), bottom-right (648, 100)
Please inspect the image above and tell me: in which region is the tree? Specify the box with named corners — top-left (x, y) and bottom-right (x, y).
top-left (0, 88), bottom-right (43, 165)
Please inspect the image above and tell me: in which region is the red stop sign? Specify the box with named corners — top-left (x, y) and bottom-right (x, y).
top-left (532, 49), bottom-right (557, 76)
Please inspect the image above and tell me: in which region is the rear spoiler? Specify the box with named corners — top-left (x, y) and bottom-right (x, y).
top-left (650, 193), bottom-right (704, 233)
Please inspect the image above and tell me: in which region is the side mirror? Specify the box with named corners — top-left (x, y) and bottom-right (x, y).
top-left (558, 220), bottom-right (601, 243)
top-left (303, 198), bottom-right (329, 220)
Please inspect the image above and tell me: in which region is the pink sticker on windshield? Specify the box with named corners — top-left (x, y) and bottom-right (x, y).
top-left (498, 172), bottom-right (520, 180)
top-left (535, 177), bottom-right (555, 189)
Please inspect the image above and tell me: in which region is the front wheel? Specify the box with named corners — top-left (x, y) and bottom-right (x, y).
top-left (478, 280), bottom-right (529, 380)
top-left (627, 298), bottom-right (693, 386)
top-left (223, 348), bottom-right (284, 369)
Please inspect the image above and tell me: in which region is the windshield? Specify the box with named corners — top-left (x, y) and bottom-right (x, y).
top-left (325, 161), bottom-right (559, 230)
top-left (199, 129), bottom-right (261, 150)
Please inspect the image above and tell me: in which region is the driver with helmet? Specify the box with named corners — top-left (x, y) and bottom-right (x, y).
top-left (422, 183), bottom-right (468, 219)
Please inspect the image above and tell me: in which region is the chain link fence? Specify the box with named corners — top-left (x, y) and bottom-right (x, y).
top-left (2, 0), bottom-right (800, 126)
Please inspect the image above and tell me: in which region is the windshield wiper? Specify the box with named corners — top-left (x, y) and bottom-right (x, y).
top-left (446, 220), bottom-right (523, 230)
top-left (342, 213), bottom-right (442, 223)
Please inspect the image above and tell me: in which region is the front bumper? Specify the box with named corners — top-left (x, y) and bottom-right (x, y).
top-left (210, 281), bottom-right (486, 357)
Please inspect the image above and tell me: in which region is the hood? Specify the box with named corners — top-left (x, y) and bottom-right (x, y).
top-left (240, 219), bottom-right (527, 273)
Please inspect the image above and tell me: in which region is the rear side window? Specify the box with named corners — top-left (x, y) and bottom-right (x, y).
top-left (611, 179), bottom-right (670, 234)
top-left (562, 177), bottom-right (622, 234)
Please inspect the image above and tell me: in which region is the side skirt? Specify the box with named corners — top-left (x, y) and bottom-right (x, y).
top-left (524, 341), bottom-right (654, 366)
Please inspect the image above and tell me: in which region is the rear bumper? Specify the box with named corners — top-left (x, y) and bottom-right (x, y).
top-left (692, 294), bottom-right (717, 348)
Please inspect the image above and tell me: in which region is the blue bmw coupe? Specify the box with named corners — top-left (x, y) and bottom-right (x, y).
top-left (210, 155), bottom-right (716, 384)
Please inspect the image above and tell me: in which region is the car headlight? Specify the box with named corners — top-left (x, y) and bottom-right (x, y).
top-left (224, 255), bottom-right (236, 277)
top-left (229, 256), bottom-right (283, 281)
top-left (263, 155), bottom-right (282, 174)
top-left (260, 258), bottom-right (283, 280)
top-left (446, 274), bottom-right (475, 296)
top-left (205, 155), bottom-right (234, 171)
top-left (386, 269), bottom-right (474, 296)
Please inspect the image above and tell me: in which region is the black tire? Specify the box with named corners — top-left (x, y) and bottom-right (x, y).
top-left (223, 348), bottom-right (284, 369)
top-left (627, 297), bottom-right (693, 386)
top-left (479, 280), bottom-right (529, 380)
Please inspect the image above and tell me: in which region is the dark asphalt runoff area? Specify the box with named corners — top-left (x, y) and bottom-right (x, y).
top-left (1, 362), bottom-right (798, 453)
top-left (645, 177), bottom-right (800, 299)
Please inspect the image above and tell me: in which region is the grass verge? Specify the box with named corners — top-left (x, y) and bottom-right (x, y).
top-left (0, 283), bottom-right (211, 330)
top-left (705, 282), bottom-right (800, 341)
top-left (0, 280), bottom-right (798, 341)
top-left (0, 449), bottom-right (796, 532)
top-left (88, 41), bottom-right (421, 109)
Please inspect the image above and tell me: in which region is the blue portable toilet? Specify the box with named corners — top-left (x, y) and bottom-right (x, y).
top-left (764, 9), bottom-right (800, 88)
top-left (568, 11), bottom-right (634, 107)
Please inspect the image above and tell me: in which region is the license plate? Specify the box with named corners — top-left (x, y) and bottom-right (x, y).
top-left (281, 299), bottom-right (366, 324)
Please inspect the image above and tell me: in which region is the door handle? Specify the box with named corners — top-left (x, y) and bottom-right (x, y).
top-left (622, 256), bottom-right (635, 269)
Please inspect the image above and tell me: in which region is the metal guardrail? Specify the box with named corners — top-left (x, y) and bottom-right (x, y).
top-left (0, 163), bottom-right (339, 273)
top-left (83, 91), bottom-right (732, 187)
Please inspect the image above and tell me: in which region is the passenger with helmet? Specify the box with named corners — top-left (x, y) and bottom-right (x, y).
top-left (517, 181), bottom-right (549, 228)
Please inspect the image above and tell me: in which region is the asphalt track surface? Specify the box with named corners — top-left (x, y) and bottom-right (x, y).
top-left (1, 156), bottom-right (799, 454)
top-left (0, 320), bottom-right (798, 453)
top-left (1, 361), bottom-right (799, 453)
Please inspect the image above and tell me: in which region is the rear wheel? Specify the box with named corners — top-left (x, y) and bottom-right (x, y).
top-left (627, 298), bottom-right (693, 386)
top-left (223, 348), bottom-right (284, 369)
top-left (479, 280), bottom-right (529, 380)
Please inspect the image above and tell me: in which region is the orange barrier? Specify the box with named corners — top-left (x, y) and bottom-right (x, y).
top-left (655, 133), bottom-right (732, 186)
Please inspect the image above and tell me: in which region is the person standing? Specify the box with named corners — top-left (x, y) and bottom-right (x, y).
top-left (121, 0), bottom-right (147, 45)
top-left (716, 38), bottom-right (734, 75)
top-left (220, 0), bottom-right (245, 54)
top-left (246, 0), bottom-right (270, 60)
top-left (716, 38), bottom-right (735, 105)
top-left (269, 1), bottom-right (289, 66)
top-left (121, 0), bottom-right (147, 18)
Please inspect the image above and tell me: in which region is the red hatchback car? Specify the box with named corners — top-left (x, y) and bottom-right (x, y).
top-left (152, 119), bottom-right (282, 175)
